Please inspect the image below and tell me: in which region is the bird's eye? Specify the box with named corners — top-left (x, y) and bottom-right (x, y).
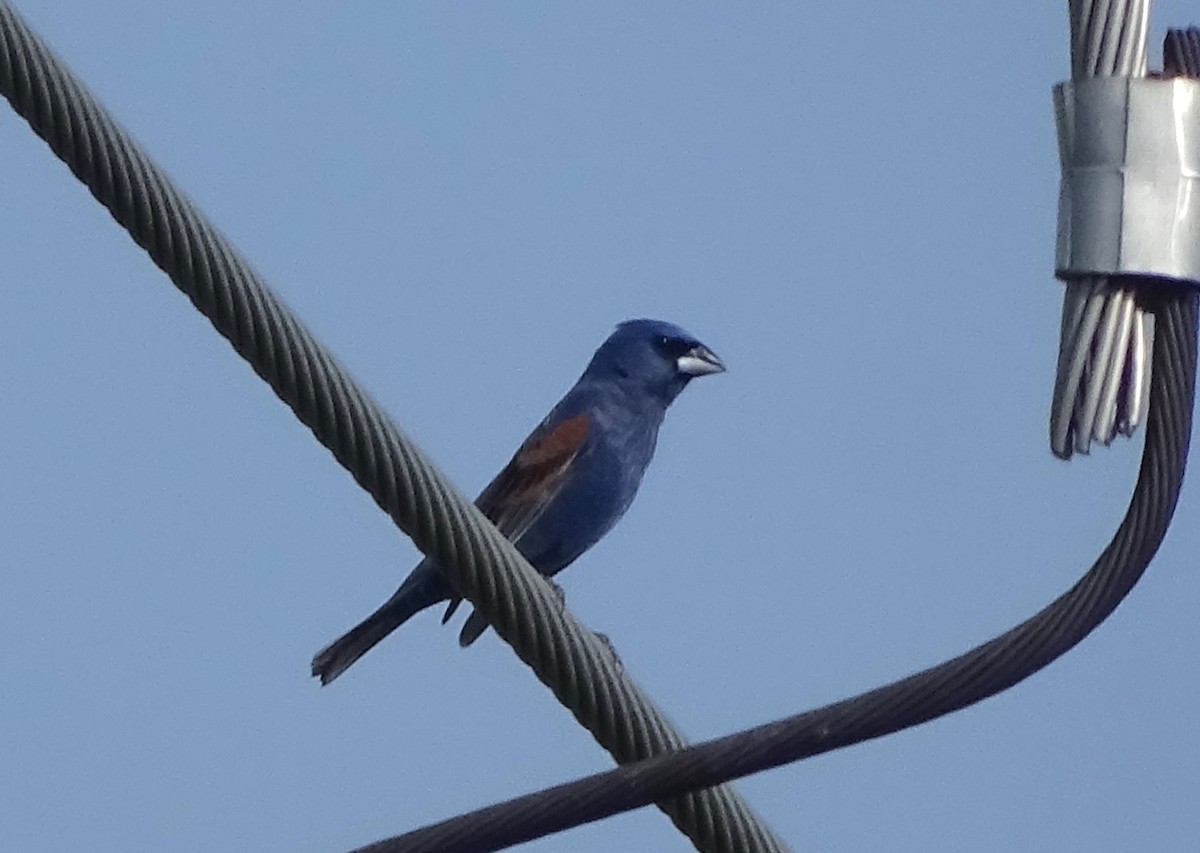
top-left (656, 335), bottom-right (692, 359)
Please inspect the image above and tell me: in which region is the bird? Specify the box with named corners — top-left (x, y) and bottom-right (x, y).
top-left (311, 318), bottom-right (725, 685)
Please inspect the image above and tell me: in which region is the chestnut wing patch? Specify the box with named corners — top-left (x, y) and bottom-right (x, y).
top-left (477, 412), bottom-right (591, 541)
top-left (440, 413), bottom-right (590, 627)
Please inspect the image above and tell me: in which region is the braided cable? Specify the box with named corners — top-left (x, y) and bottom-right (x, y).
top-left (0, 4), bottom-right (785, 853)
top-left (350, 285), bottom-right (1199, 853)
top-left (1050, 0), bottom-right (1152, 458)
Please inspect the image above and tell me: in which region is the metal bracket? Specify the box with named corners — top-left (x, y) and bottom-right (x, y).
top-left (1055, 77), bottom-right (1200, 284)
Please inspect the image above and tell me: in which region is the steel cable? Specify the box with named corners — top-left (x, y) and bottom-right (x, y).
top-left (5, 2), bottom-right (1195, 851)
top-left (1050, 0), bottom-right (1152, 458)
top-left (0, 3), bottom-right (785, 852)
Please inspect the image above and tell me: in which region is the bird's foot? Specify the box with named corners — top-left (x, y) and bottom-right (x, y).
top-left (591, 630), bottom-right (624, 673)
top-left (546, 577), bottom-right (567, 611)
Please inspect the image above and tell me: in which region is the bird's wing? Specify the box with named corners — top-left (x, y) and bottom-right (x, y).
top-left (440, 411), bottom-right (591, 625)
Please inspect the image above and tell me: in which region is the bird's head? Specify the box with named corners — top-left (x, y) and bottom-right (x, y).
top-left (584, 318), bottom-right (725, 406)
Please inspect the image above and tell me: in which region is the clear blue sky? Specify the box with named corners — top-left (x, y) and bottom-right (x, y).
top-left (2, 3), bottom-right (1198, 851)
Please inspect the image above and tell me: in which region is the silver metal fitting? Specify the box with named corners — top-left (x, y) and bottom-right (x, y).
top-left (1055, 77), bottom-right (1200, 284)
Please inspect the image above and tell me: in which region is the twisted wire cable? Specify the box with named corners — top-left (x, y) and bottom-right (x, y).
top-left (0, 4), bottom-right (786, 853)
top-left (352, 285), bottom-right (1199, 853)
top-left (1050, 0), bottom-right (1153, 458)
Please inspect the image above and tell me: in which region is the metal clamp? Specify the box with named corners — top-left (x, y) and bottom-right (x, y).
top-left (1055, 76), bottom-right (1200, 284)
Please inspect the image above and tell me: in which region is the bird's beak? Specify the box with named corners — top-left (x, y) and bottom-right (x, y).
top-left (676, 345), bottom-right (726, 377)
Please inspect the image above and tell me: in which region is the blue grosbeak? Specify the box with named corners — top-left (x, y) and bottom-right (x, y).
top-left (312, 318), bottom-right (724, 685)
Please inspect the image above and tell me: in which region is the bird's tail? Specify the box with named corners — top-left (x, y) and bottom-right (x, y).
top-left (311, 570), bottom-right (441, 685)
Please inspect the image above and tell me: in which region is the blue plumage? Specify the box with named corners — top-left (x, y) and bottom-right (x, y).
top-left (311, 318), bottom-right (724, 684)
